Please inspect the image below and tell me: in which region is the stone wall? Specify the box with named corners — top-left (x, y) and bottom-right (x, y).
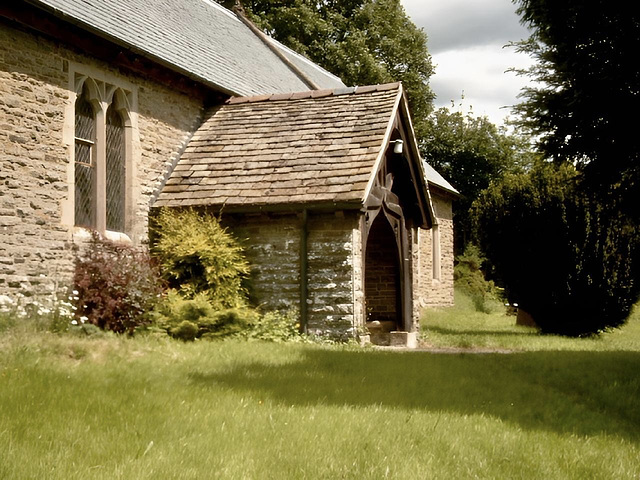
top-left (0, 21), bottom-right (205, 299)
top-left (307, 211), bottom-right (362, 338)
top-left (223, 213), bottom-right (302, 311)
top-left (223, 210), bottom-right (363, 339)
top-left (414, 191), bottom-right (455, 308)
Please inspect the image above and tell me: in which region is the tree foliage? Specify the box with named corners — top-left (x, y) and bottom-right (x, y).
top-left (472, 164), bottom-right (639, 336)
top-left (512, 0), bottom-right (640, 202)
top-left (230, 0), bottom-right (435, 137)
top-left (422, 106), bottom-right (535, 250)
top-left (503, 1), bottom-right (640, 333)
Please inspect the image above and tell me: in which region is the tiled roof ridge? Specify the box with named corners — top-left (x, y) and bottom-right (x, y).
top-left (225, 82), bottom-right (402, 105)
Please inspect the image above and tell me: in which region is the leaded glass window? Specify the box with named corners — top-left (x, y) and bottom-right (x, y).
top-left (72, 77), bottom-right (131, 235)
top-left (74, 86), bottom-right (95, 228)
top-left (106, 106), bottom-right (125, 232)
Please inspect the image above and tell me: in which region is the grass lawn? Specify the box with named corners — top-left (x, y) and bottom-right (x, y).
top-left (421, 290), bottom-right (640, 352)
top-left (1, 298), bottom-right (639, 479)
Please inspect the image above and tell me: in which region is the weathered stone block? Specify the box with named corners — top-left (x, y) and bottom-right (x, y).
top-left (389, 331), bottom-right (418, 348)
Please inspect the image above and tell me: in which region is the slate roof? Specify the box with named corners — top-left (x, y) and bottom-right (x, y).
top-left (27, 0), bottom-right (345, 95)
top-left (423, 162), bottom-right (459, 196)
top-left (155, 83), bottom-right (407, 209)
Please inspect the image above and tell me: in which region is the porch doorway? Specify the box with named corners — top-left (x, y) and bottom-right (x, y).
top-left (364, 213), bottom-right (401, 337)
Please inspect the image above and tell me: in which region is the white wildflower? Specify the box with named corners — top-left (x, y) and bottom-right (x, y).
top-left (0, 295), bottom-right (13, 305)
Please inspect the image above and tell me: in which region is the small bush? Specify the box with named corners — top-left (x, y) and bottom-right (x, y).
top-left (245, 309), bottom-right (301, 342)
top-left (150, 208), bottom-right (249, 309)
top-left (152, 290), bottom-right (300, 342)
top-left (200, 308), bottom-right (259, 339)
top-left (454, 245), bottom-right (501, 313)
top-left (170, 321), bottom-right (199, 341)
top-left (152, 290), bottom-right (259, 340)
top-left (73, 233), bottom-right (164, 334)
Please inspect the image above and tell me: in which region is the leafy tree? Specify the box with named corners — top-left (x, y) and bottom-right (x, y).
top-left (511, 1), bottom-right (640, 208)
top-left (503, 1), bottom-right (640, 332)
top-left (223, 0), bottom-right (435, 137)
top-left (422, 106), bottom-right (535, 251)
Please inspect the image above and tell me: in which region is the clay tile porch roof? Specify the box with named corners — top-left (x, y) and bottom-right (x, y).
top-left (155, 82), bottom-right (411, 211)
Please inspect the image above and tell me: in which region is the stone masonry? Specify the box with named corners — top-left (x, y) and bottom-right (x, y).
top-left (306, 211), bottom-right (362, 337)
top-left (414, 191), bottom-right (455, 307)
top-left (223, 210), bottom-right (364, 339)
top-left (0, 22), bottom-right (205, 299)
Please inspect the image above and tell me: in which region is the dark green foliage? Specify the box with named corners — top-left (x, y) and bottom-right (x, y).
top-left (201, 308), bottom-right (259, 339)
top-left (473, 163), bottom-right (640, 335)
top-left (501, 1), bottom-right (640, 334)
top-left (512, 1), bottom-right (640, 215)
top-left (233, 0), bottom-right (434, 138)
top-left (453, 245), bottom-right (500, 313)
top-left (422, 107), bottom-right (536, 251)
top-left (150, 208), bottom-right (250, 309)
top-left (73, 233), bottom-right (164, 334)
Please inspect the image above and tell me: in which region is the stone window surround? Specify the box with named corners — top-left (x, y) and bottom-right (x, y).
top-left (61, 62), bottom-right (140, 243)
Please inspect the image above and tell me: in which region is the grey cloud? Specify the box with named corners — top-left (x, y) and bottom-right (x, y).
top-left (404, 1), bottom-right (530, 54)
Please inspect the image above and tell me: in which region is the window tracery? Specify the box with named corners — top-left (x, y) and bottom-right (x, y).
top-left (72, 74), bottom-right (132, 234)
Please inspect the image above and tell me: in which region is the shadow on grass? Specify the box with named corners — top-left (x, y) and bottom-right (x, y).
top-left (190, 348), bottom-right (640, 441)
top-left (425, 325), bottom-right (538, 337)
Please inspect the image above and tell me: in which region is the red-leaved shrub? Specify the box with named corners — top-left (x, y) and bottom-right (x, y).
top-left (73, 233), bottom-right (164, 334)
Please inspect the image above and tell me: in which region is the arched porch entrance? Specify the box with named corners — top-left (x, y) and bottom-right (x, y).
top-left (361, 130), bottom-right (432, 346)
top-left (364, 213), bottom-right (401, 333)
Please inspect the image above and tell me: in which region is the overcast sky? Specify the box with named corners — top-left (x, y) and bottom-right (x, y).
top-left (401, 0), bottom-right (533, 127)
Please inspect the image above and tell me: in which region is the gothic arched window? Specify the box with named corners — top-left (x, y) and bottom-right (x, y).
top-left (106, 105), bottom-right (125, 232)
top-left (74, 84), bottom-right (96, 228)
top-left (72, 78), bottom-right (131, 235)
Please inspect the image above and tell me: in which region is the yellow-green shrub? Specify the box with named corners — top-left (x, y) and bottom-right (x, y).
top-left (151, 290), bottom-right (259, 340)
top-left (151, 208), bottom-right (249, 309)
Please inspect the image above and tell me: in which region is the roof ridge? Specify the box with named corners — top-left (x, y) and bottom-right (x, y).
top-left (268, 39), bottom-right (345, 85)
top-left (226, 82), bottom-right (401, 105)
top-left (231, 5), bottom-right (321, 90)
